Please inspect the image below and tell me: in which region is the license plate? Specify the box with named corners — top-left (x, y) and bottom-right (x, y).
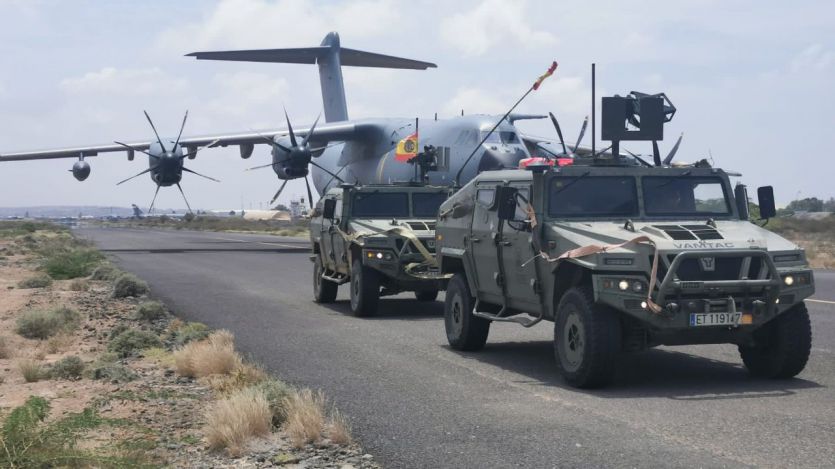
top-left (689, 312), bottom-right (741, 327)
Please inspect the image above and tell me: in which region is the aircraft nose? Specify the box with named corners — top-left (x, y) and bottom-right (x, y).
top-left (478, 147), bottom-right (526, 171)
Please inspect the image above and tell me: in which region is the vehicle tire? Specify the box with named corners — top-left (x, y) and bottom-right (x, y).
top-left (444, 273), bottom-right (490, 351)
top-left (554, 286), bottom-right (621, 388)
top-left (739, 302), bottom-right (812, 379)
top-left (415, 289), bottom-right (439, 302)
top-left (313, 256), bottom-right (338, 303)
top-left (350, 259), bottom-right (380, 317)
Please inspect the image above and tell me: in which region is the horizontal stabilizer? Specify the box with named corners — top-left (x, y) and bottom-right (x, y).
top-left (186, 47), bottom-right (436, 70)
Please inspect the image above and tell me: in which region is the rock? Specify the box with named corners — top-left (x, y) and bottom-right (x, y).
top-left (361, 454), bottom-right (373, 460)
top-left (272, 452), bottom-right (300, 465)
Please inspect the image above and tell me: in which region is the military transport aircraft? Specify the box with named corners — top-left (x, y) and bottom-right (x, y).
top-left (0, 32), bottom-right (594, 210)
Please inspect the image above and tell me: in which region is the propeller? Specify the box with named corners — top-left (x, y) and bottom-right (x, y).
top-left (546, 113), bottom-right (588, 157)
top-left (548, 112), bottom-right (568, 155)
top-left (270, 180), bottom-right (289, 205)
top-left (662, 132), bottom-right (684, 166)
top-left (572, 116), bottom-right (588, 154)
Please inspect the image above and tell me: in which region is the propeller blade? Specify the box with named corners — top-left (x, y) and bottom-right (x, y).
top-left (176, 182), bottom-right (193, 213)
top-left (662, 132), bottom-right (684, 165)
top-left (182, 166), bottom-right (220, 182)
top-left (284, 108), bottom-right (297, 147)
top-left (309, 160), bottom-right (345, 183)
top-left (652, 141), bottom-right (662, 166)
top-left (245, 163), bottom-right (275, 171)
top-left (270, 179), bottom-right (289, 205)
top-left (309, 142), bottom-right (341, 153)
top-left (304, 175), bottom-right (314, 210)
top-left (623, 149), bottom-right (653, 167)
top-left (148, 184), bottom-right (161, 214)
top-left (143, 110), bottom-right (167, 153)
top-left (174, 110), bottom-right (188, 148)
top-left (181, 138), bottom-right (221, 159)
top-left (116, 165), bottom-right (157, 185)
top-left (249, 129), bottom-right (290, 153)
top-left (592, 144), bottom-right (612, 157)
top-left (572, 116), bottom-right (588, 154)
top-left (322, 165), bottom-right (347, 196)
top-left (548, 112), bottom-right (568, 155)
top-left (301, 112), bottom-right (321, 147)
top-left (114, 141), bottom-right (153, 157)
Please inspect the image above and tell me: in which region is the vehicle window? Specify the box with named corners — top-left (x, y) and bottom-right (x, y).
top-left (476, 188), bottom-right (495, 207)
top-left (412, 192), bottom-right (448, 218)
top-left (333, 199), bottom-right (342, 221)
top-left (643, 177), bottom-right (730, 216)
top-left (481, 131), bottom-right (519, 144)
top-left (548, 176), bottom-right (638, 217)
top-left (352, 192), bottom-right (409, 218)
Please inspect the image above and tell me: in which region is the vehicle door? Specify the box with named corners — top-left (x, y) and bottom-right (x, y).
top-left (500, 185), bottom-right (540, 311)
top-left (324, 196), bottom-right (347, 273)
top-left (468, 184), bottom-right (503, 303)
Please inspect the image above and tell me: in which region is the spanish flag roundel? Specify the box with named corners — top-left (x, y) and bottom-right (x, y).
top-left (395, 132), bottom-right (419, 162)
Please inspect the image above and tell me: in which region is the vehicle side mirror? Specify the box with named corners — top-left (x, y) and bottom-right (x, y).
top-left (496, 186), bottom-right (519, 221)
top-left (757, 186), bottom-right (776, 219)
top-left (734, 184), bottom-right (749, 220)
top-left (323, 199), bottom-right (337, 220)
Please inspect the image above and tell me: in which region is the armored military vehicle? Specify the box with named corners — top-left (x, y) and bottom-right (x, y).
top-left (435, 157), bottom-right (814, 387)
top-left (309, 183), bottom-right (451, 316)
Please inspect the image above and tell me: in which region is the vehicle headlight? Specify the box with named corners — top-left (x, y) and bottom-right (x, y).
top-left (603, 278), bottom-right (646, 293)
top-left (782, 272), bottom-right (811, 286)
top-left (365, 250), bottom-right (393, 261)
top-left (784, 275), bottom-right (794, 286)
top-left (618, 280), bottom-right (630, 291)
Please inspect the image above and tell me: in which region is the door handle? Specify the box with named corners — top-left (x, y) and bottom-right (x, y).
top-left (501, 241), bottom-right (512, 246)
top-left (470, 237), bottom-right (481, 243)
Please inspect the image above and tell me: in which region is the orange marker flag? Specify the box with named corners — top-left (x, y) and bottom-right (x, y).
top-left (532, 61), bottom-right (558, 90)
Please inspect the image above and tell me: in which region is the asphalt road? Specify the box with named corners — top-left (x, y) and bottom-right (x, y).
top-left (78, 227), bottom-right (835, 469)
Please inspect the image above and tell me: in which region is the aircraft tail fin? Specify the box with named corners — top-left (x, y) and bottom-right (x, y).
top-left (186, 32), bottom-right (436, 123)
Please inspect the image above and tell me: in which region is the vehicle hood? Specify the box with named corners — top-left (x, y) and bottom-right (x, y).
top-left (547, 219), bottom-right (800, 254)
top-left (348, 218), bottom-right (436, 239)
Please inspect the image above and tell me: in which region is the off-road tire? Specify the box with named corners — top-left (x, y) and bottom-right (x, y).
top-left (313, 256), bottom-right (338, 303)
top-left (739, 302), bottom-right (812, 379)
top-left (444, 273), bottom-right (490, 351)
top-left (415, 289), bottom-right (439, 302)
top-left (554, 287), bottom-right (621, 388)
top-left (350, 259), bottom-right (380, 317)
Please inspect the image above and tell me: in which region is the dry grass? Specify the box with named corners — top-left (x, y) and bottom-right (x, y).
top-left (44, 332), bottom-right (75, 354)
top-left (201, 362), bottom-right (268, 394)
top-left (283, 388), bottom-right (327, 448)
top-left (173, 330), bottom-right (240, 378)
top-left (204, 387), bottom-right (272, 456)
top-left (17, 359), bottom-right (47, 382)
top-left (326, 409), bottom-right (353, 445)
top-left (68, 278), bottom-right (89, 292)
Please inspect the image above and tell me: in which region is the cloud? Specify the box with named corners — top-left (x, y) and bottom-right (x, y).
top-left (155, 0), bottom-right (401, 52)
top-left (59, 67), bottom-right (188, 97)
top-left (790, 44), bottom-right (833, 73)
top-left (439, 0), bottom-right (557, 56)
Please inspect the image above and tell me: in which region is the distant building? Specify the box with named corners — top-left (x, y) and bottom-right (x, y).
top-left (289, 198), bottom-right (309, 219)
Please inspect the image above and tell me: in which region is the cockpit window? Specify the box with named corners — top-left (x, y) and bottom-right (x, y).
top-left (353, 192), bottom-right (409, 218)
top-left (643, 177), bottom-right (730, 216)
top-left (549, 176), bottom-right (638, 218)
top-left (412, 192), bottom-right (448, 218)
top-left (482, 131), bottom-right (518, 144)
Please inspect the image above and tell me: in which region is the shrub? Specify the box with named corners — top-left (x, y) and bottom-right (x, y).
top-left (202, 362), bottom-right (267, 395)
top-left (327, 409), bottom-right (353, 446)
top-left (18, 359), bottom-right (47, 382)
top-left (41, 247), bottom-right (103, 279)
top-left (16, 307), bottom-right (79, 340)
top-left (112, 273), bottom-right (149, 298)
top-left (174, 330), bottom-right (239, 378)
top-left (88, 361), bottom-right (136, 383)
top-left (283, 388), bottom-right (327, 448)
top-left (90, 264), bottom-right (119, 281)
top-left (134, 301), bottom-right (166, 321)
top-left (172, 321), bottom-right (210, 346)
top-left (50, 355), bottom-right (85, 380)
top-left (68, 278), bottom-right (89, 291)
top-left (0, 335), bottom-right (10, 359)
top-left (45, 333), bottom-right (74, 354)
top-left (204, 387), bottom-right (272, 456)
top-left (108, 329), bottom-right (162, 358)
top-left (255, 378), bottom-right (294, 427)
top-left (17, 273), bottom-right (53, 289)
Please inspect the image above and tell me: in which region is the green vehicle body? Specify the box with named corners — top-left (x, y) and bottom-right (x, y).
top-left (310, 183), bottom-right (450, 316)
top-left (436, 161), bottom-right (814, 387)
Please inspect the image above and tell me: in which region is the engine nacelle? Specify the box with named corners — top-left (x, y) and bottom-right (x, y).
top-left (239, 143), bottom-right (254, 159)
top-left (271, 137), bottom-right (310, 179)
top-left (71, 160), bottom-right (91, 181)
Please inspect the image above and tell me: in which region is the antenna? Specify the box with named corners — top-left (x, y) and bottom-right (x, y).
top-left (591, 63), bottom-right (596, 156)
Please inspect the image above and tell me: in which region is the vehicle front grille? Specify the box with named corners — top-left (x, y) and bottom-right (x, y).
top-left (651, 254), bottom-right (768, 283)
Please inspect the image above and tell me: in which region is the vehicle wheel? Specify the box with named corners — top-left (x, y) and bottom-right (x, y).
top-left (444, 273), bottom-right (490, 351)
top-left (415, 289), bottom-right (439, 302)
top-left (739, 302), bottom-right (811, 379)
top-left (313, 256), bottom-right (338, 303)
top-left (350, 259), bottom-right (380, 317)
top-left (554, 286), bottom-right (621, 388)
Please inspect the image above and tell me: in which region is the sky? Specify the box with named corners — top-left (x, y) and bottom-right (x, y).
top-left (0, 0), bottom-right (832, 211)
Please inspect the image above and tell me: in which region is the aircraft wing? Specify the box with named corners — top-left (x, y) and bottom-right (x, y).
top-left (0, 121), bottom-right (370, 162)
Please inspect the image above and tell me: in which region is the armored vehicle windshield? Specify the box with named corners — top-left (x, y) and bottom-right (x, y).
top-left (352, 190), bottom-right (447, 218)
